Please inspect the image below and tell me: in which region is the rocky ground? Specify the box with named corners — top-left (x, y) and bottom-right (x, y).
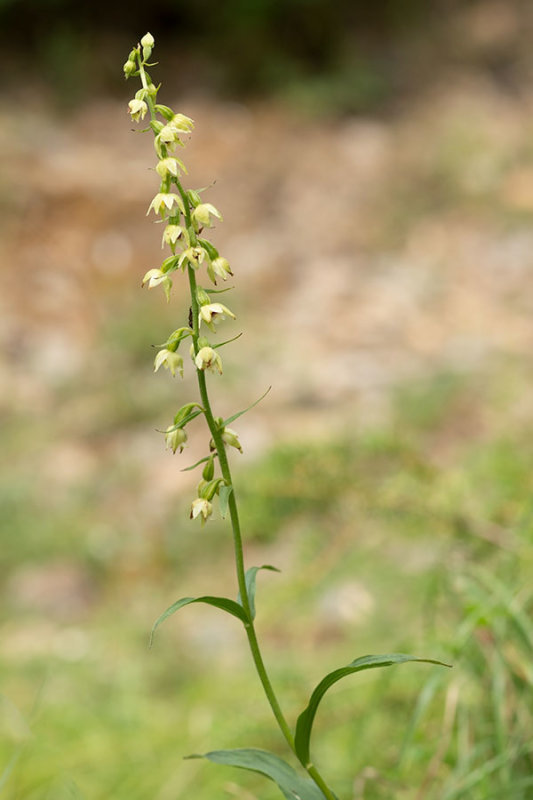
top-left (2, 64), bottom-right (533, 442)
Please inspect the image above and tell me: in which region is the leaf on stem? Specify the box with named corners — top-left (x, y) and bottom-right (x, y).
top-left (218, 484), bottom-right (233, 519)
top-left (212, 332), bottom-right (243, 350)
top-left (237, 565), bottom-right (280, 620)
top-left (181, 455), bottom-right (214, 473)
top-left (204, 286), bottom-right (234, 295)
top-left (223, 386), bottom-right (271, 427)
top-left (150, 596), bottom-right (250, 647)
top-left (294, 653), bottom-right (452, 765)
top-left (158, 408), bottom-right (202, 435)
top-left (186, 748), bottom-right (328, 800)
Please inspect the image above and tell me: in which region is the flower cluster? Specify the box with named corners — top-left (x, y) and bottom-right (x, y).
top-left (126, 34), bottom-right (241, 525)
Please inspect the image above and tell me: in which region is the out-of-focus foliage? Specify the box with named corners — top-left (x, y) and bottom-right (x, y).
top-left (1, 363), bottom-right (532, 798)
top-left (1, 0), bottom-right (451, 109)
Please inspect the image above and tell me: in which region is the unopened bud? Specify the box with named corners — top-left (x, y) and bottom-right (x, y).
top-left (123, 59), bottom-right (136, 78)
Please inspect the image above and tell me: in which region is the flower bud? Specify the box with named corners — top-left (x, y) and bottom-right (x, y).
top-left (165, 426), bottom-right (187, 454)
top-left (123, 59), bottom-right (136, 78)
top-left (202, 456), bottom-right (215, 481)
top-left (141, 32), bottom-right (154, 60)
top-left (141, 33), bottom-right (155, 49)
top-left (196, 287), bottom-right (210, 306)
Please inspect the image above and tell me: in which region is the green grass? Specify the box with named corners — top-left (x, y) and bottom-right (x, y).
top-left (1, 362), bottom-right (532, 799)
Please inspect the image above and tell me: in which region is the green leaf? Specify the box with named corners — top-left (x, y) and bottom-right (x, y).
top-left (158, 406), bottom-right (203, 435)
top-left (197, 237), bottom-right (219, 260)
top-left (150, 596), bottom-right (250, 647)
top-left (204, 286), bottom-right (233, 295)
top-left (223, 386), bottom-right (271, 427)
top-left (295, 653), bottom-right (451, 765)
top-left (181, 455), bottom-right (214, 473)
top-left (218, 484), bottom-right (233, 519)
top-left (213, 332), bottom-right (243, 349)
top-left (186, 748), bottom-right (327, 800)
top-left (238, 565), bottom-right (280, 620)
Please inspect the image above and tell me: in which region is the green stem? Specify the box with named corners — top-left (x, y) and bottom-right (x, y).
top-left (140, 73), bottom-right (337, 800)
top-left (187, 262), bottom-right (297, 752)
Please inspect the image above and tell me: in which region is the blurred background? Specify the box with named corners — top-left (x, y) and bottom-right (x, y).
top-left (1, 0), bottom-right (533, 798)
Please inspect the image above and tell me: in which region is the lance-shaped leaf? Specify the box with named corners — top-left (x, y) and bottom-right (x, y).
top-left (223, 386), bottom-right (271, 427)
top-left (150, 596), bottom-right (250, 647)
top-left (218, 484), bottom-right (233, 519)
top-left (187, 748), bottom-right (327, 800)
top-left (181, 455), bottom-right (214, 473)
top-left (295, 653), bottom-right (451, 765)
top-left (212, 332), bottom-right (243, 349)
top-left (237, 565), bottom-right (280, 620)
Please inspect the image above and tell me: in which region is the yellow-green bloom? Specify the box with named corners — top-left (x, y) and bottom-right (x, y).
top-left (221, 427), bottom-right (243, 453)
top-left (178, 246), bottom-right (207, 270)
top-left (161, 224), bottom-right (184, 250)
top-left (165, 426), bottom-right (187, 454)
top-left (198, 302), bottom-right (236, 331)
top-left (170, 113), bottom-right (194, 133)
top-left (208, 256), bottom-right (233, 283)
top-left (128, 98), bottom-right (148, 121)
top-left (192, 203), bottom-right (222, 229)
top-left (195, 346), bottom-right (223, 374)
top-left (147, 192), bottom-right (182, 217)
top-left (154, 349), bottom-right (184, 377)
top-left (156, 157), bottom-right (185, 179)
top-left (190, 497), bottom-right (212, 525)
top-left (142, 268), bottom-right (172, 300)
top-left (142, 268), bottom-right (165, 287)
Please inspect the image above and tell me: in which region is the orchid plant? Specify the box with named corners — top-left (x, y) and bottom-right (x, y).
top-left (124, 33), bottom-right (449, 800)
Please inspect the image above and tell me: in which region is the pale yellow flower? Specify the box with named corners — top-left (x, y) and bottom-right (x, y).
top-left (194, 346), bottom-right (223, 374)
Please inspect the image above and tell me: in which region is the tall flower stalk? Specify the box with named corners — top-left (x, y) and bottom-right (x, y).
top-left (124, 34), bottom-right (449, 800)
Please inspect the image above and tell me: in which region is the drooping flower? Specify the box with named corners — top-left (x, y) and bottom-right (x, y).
top-left (128, 98), bottom-right (148, 121)
top-left (198, 302), bottom-right (236, 331)
top-left (221, 426), bottom-right (243, 453)
top-left (208, 256), bottom-right (233, 284)
top-left (147, 192), bottom-right (182, 217)
top-left (191, 203), bottom-right (222, 229)
top-left (190, 497), bottom-right (212, 525)
top-left (156, 157), bottom-right (185, 179)
top-left (170, 113), bottom-right (194, 133)
top-left (154, 349), bottom-right (184, 377)
top-left (161, 224), bottom-right (184, 250)
top-left (141, 268), bottom-right (172, 301)
top-left (178, 246), bottom-right (207, 270)
top-left (142, 268), bottom-right (165, 287)
top-left (195, 346), bottom-right (223, 374)
top-left (165, 426), bottom-right (187, 454)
